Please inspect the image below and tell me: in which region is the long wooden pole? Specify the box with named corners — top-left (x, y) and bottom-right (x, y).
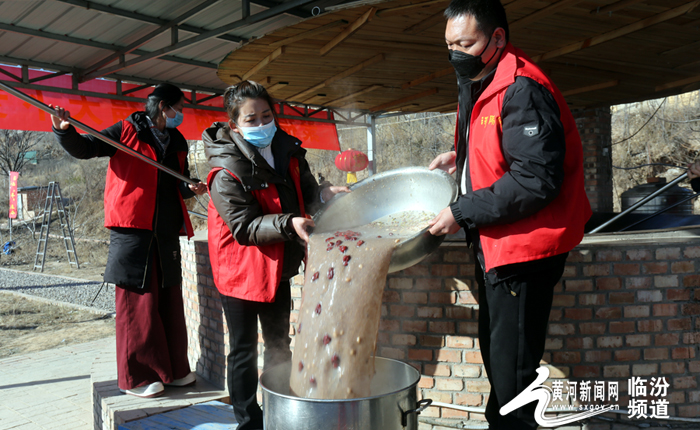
top-left (0, 81), bottom-right (196, 185)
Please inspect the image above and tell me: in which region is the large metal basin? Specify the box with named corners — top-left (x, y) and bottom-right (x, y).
top-left (260, 357), bottom-right (431, 430)
top-left (313, 167), bottom-right (458, 272)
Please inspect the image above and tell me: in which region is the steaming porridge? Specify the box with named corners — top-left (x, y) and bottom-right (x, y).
top-left (289, 210), bottom-right (435, 399)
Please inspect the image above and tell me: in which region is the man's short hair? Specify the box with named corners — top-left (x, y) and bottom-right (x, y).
top-left (444, 0), bottom-right (510, 42)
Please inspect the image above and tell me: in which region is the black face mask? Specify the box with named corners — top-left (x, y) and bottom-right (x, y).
top-left (448, 34), bottom-right (498, 81)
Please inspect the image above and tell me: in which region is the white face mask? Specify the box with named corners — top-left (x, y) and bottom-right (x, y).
top-left (238, 120), bottom-right (277, 148)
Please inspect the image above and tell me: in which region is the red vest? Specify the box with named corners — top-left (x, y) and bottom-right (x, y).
top-left (463, 43), bottom-right (591, 271)
top-left (104, 120), bottom-right (193, 238)
top-left (207, 157), bottom-right (306, 302)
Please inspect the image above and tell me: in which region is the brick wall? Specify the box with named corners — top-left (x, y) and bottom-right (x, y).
top-left (574, 107), bottom-right (613, 213)
top-left (181, 233), bottom-right (700, 428)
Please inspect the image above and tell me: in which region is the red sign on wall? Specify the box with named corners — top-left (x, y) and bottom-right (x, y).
top-left (8, 171), bottom-right (18, 219)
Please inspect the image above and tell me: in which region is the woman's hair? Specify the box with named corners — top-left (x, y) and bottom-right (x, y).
top-left (223, 80), bottom-right (277, 125)
top-left (145, 83), bottom-right (185, 121)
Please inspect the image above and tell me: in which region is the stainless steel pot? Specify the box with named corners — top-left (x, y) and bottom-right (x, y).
top-left (260, 357), bottom-right (432, 430)
top-left (313, 167), bottom-right (458, 273)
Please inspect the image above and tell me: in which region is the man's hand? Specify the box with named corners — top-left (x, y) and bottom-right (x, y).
top-left (689, 161), bottom-right (700, 180)
top-left (291, 217), bottom-right (315, 243)
top-left (188, 182), bottom-right (207, 195)
top-left (49, 104), bottom-right (71, 130)
top-left (428, 207), bottom-right (461, 236)
top-left (321, 185), bottom-right (351, 203)
top-left (428, 151), bottom-right (457, 175)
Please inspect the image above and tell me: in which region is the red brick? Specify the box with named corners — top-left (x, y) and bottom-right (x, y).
top-left (585, 350), bottom-right (611, 362)
top-left (433, 349), bottom-right (460, 362)
top-left (683, 246), bottom-right (700, 258)
top-left (632, 363), bottom-right (657, 376)
top-left (453, 364), bottom-right (481, 378)
top-left (553, 351), bottom-right (581, 364)
top-left (684, 332), bottom-right (700, 344)
top-left (655, 333), bottom-right (680, 346)
top-left (672, 347), bottom-right (696, 359)
top-left (595, 307), bottom-right (621, 319)
top-left (553, 294), bottom-right (576, 307)
top-left (455, 392), bottom-right (483, 406)
top-left (604, 365), bottom-right (629, 378)
top-left (637, 319), bottom-right (663, 332)
top-left (624, 277), bottom-right (652, 290)
top-left (667, 318), bottom-right (691, 331)
top-left (583, 264), bottom-right (611, 277)
top-left (546, 338), bottom-right (563, 350)
top-left (643, 348), bottom-right (669, 360)
top-left (424, 363), bottom-right (451, 377)
top-left (610, 321), bottom-right (635, 333)
top-left (614, 349), bottom-right (640, 361)
top-left (642, 262), bottom-right (668, 274)
top-left (388, 277), bottom-right (413, 290)
top-left (655, 275), bottom-right (679, 288)
top-left (380, 319), bottom-right (400, 332)
top-left (690, 361), bottom-right (700, 373)
top-left (578, 294), bottom-right (605, 306)
top-left (667, 289), bottom-right (691, 301)
top-left (565, 308), bottom-right (592, 320)
top-left (562, 265), bottom-right (577, 277)
top-left (458, 291), bottom-right (478, 305)
top-left (382, 290), bottom-right (401, 302)
top-left (465, 380), bottom-right (491, 393)
top-left (428, 292), bottom-right (455, 304)
top-left (462, 351), bottom-right (483, 363)
top-left (674, 376), bottom-right (698, 389)
top-left (580, 322), bottom-right (607, 335)
top-left (418, 376), bottom-right (434, 388)
top-left (403, 292), bottom-right (428, 304)
top-left (445, 335), bottom-right (473, 348)
top-left (567, 337), bottom-right (593, 349)
top-left (597, 336), bottom-right (622, 348)
top-left (596, 250), bottom-right (622, 261)
top-left (429, 322), bottom-right (455, 333)
top-left (408, 349), bottom-right (432, 361)
top-left (444, 250), bottom-right (470, 263)
top-left (625, 334), bottom-right (651, 347)
top-left (682, 303), bottom-right (700, 315)
top-left (624, 306), bottom-right (650, 318)
top-left (626, 249), bottom-right (652, 260)
top-left (417, 307), bottom-right (442, 318)
top-left (445, 306), bottom-right (471, 319)
top-left (414, 278), bottom-right (442, 290)
top-left (390, 305), bottom-right (415, 317)
top-left (656, 248), bottom-right (681, 260)
top-left (459, 264), bottom-right (477, 277)
top-left (596, 277), bottom-right (622, 290)
top-left (402, 320), bottom-right (427, 332)
top-left (403, 264), bottom-right (430, 276)
top-left (637, 290), bottom-right (663, 302)
top-left (565, 279), bottom-right (594, 292)
top-left (682, 274), bottom-right (700, 287)
top-left (672, 261), bottom-right (695, 273)
top-left (609, 292), bottom-right (635, 304)
top-left (431, 264), bottom-right (459, 277)
top-left (573, 366), bottom-right (600, 378)
top-left (568, 250), bottom-right (593, 262)
top-left (419, 335), bottom-right (443, 347)
top-left (436, 378), bottom-right (464, 391)
top-left (458, 322), bottom-right (478, 335)
top-left (661, 362), bottom-right (685, 374)
top-left (549, 324), bottom-right (575, 336)
top-left (613, 263), bottom-right (640, 275)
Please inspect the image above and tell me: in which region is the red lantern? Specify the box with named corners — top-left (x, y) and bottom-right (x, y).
top-left (335, 149), bottom-right (369, 184)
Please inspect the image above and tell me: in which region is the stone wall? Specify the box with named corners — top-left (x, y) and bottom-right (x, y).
top-left (181, 231), bottom-right (700, 428)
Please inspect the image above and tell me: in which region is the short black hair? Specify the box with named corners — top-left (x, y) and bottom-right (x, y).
top-left (444, 0), bottom-right (509, 42)
top-left (145, 83), bottom-right (185, 121)
top-left (223, 80), bottom-right (278, 125)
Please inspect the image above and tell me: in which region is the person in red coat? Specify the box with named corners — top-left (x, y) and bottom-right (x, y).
top-left (50, 84), bottom-right (207, 398)
top-left (428, 0), bottom-right (591, 428)
top-left (203, 80), bottom-right (348, 430)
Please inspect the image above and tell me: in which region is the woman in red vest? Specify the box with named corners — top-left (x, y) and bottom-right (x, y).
top-left (203, 81), bottom-right (347, 430)
top-left (50, 84), bottom-right (207, 398)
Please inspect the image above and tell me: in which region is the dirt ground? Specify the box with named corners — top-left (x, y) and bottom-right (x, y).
top-left (0, 292), bottom-right (115, 358)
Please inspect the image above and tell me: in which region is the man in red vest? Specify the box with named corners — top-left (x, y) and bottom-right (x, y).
top-left (429, 0), bottom-right (591, 428)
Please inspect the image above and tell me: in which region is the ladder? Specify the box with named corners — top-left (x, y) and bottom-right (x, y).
top-left (33, 182), bottom-right (80, 272)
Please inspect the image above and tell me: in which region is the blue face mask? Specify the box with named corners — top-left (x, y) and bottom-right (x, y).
top-left (165, 107), bottom-right (184, 129)
top-left (238, 120), bottom-right (277, 148)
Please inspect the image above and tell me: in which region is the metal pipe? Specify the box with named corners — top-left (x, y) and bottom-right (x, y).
top-left (619, 192), bottom-right (700, 232)
top-left (588, 172), bottom-right (688, 234)
top-left (0, 81), bottom-right (196, 185)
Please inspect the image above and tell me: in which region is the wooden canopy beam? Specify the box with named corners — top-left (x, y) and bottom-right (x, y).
top-left (656, 75), bottom-right (700, 92)
top-left (320, 7), bottom-right (377, 56)
top-left (510, 0), bottom-right (584, 30)
top-left (242, 47), bottom-right (285, 81)
top-left (561, 80), bottom-right (618, 96)
top-left (370, 88), bottom-right (439, 112)
top-left (589, 0), bottom-right (646, 15)
top-left (532, 0), bottom-right (700, 63)
top-left (419, 101), bottom-right (457, 112)
top-left (289, 54), bottom-right (385, 101)
top-left (326, 84), bottom-right (383, 107)
top-left (267, 81), bottom-right (289, 93)
top-left (504, 0), bottom-right (541, 13)
top-left (401, 66), bottom-right (454, 90)
top-left (376, 0), bottom-right (448, 18)
top-left (269, 20), bottom-right (348, 48)
top-left (403, 10), bottom-right (446, 34)
top-left (660, 39), bottom-right (700, 56)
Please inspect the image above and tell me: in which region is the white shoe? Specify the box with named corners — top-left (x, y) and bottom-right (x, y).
top-left (165, 372), bottom-right (196, 387)
top-left (120, 381), bottom-right (164, 398)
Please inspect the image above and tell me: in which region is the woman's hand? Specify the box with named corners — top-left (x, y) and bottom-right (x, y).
top-left (688, 161), bottom-right (700, 180)
top-left (429, 151), bottom-right (457, 175)
top-left (428, 206), bottom-right (461, 236)
top-left (321, 185), bottom-right (351, 203)
top-left (188, 182), bottom-right (207, 195)
top-left (291, 217), bottom-right (315, 243)
top-left (49, 104), bottom-right (71, 130)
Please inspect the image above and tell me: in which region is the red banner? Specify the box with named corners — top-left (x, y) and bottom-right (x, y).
top-left (8, 171), bottom-right (18, 219)
top-left (0, 65), bottom-right (340, 151)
